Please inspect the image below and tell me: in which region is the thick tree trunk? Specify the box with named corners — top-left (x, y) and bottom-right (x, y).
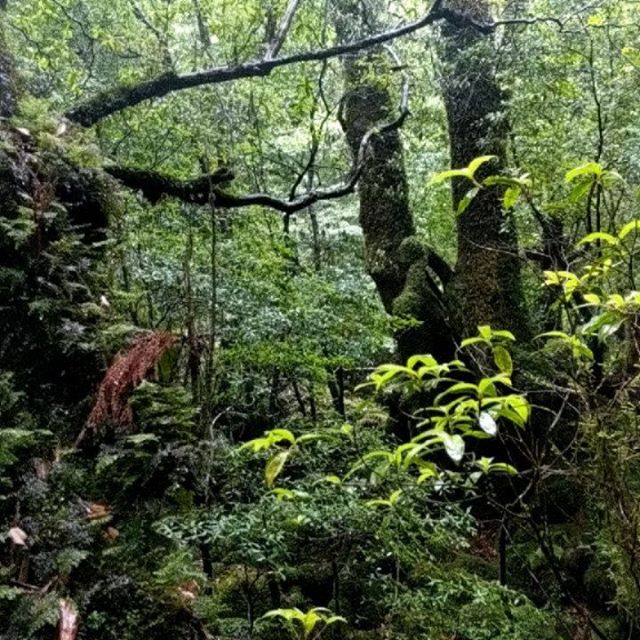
top-left (333, 1), bottom-right (454, 361)
top-left (439, 0), bottom-right (530, 338)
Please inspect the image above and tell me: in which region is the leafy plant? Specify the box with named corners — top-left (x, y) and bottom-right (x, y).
top-left (262, 607), bottom-right (346, 640)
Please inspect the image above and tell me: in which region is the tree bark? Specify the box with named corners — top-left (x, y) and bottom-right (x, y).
top-left (333, 1), bottom-right (454, 361)
top-left (439, 0), bottom-right (530, 339)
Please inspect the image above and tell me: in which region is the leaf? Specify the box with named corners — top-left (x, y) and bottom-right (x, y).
top-left (265, 450), bottom-right (290, 487)
top-left (407, 354), bottom-right (438, 370)
top-left (478, 325), bottom-right (492, 340)
top-left (583, 293), bottom-right (601, 305)
top-left (479, 412), bottom-right (498, 436)
top-left (504, 395), bottom-right (530, 426)
top-left (478, 377), bottom-right (497, 397)
top-left (86, 502), bottom-right (112, 521)
top-left (303, 610), bottom-right (321, 637)
top-left (7, 526), bottom-right (27, 546)
top-left (489, 462), bottom-right (518, 475)
top-left (493, 345), bottom-right (513, 376)
top-left (429, 155), bottom-right (496, 187)
top-left (476, 457), bottom-right (517, 475)
top-left (492, 329), bottom-right (516, 342)
top-left (296, 433), bottom-right (327, 444)
top-left (15, 127), bottom-right (32, 139)
top-left (538, 330), bottom-right (571, 340)
top-left (568, 179), bottom-right (593, 203)
top-left (503, 186), bottom-right (521, 209)
top-left (468, 155), bottom-right (498, 176)
top-left (103, 526), bottom-right (119, 543)
top-left (578, 232), bottom-right (618, 246)
top-left (271, 488), bottom-right (297, 500)
top-left (619, 220), bottom-right (640, 239)
top-left (365, 498), bottom-right (392, 509)
top-left (0, 586), bottom-right (21, 601)
top-left (340, 423), bottom-right (354, 435)
top-left (125, 433), bottom-right (159, 446)
top-left (263, 608), bottom-right (303, 622)
top-left (457, 187), bottom-right (480, 215)
top-left (442, 433), bottom-right (465, 464)
top-left (268, 428), bottom-right (296, 445)
top-left (417, 466), bottom-right (439, 483)
top-left (429, 168), bottom-right (469, 185)
top-left (565, 162), bottom-right (603, 182)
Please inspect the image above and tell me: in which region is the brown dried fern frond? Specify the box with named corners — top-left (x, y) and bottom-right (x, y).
top-left (87, 330), bottom-right (176, 431)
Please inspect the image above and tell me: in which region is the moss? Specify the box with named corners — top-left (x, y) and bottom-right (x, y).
top-left (392, 260), bottom-right (429, 318)
top-left (446, 237), bottom-right (530, 341)
top-left (449, 552), bottom-right (499, 582)
top-left (41, 152), bottom-right (120, 236)
top-left (392, 258), bottom-right (454, 362)
top-left (396, 236), bottom-right (425, 267)
top-left (0, 121), bottom-right (121, 431)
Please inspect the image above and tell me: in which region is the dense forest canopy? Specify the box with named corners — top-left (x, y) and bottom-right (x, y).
top-left (2, 0), bottom-right (640, 638)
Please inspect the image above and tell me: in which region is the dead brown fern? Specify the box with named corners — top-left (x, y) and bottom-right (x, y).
top-left (86, 331), bottom-right (176, 432)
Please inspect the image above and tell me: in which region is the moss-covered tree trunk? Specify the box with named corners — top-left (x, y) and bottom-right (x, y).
top-left (439, 0), bottom-right (530, 339)
top-left (332, 1), bottom-right (454, 361)
top-left (333, 0), bottom-right (530, 360)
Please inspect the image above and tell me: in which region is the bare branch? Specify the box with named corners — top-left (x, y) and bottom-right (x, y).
top-left (65, 0), bottom-right (445, 126)
top-left (107, 45), bottom-right (411, 216)
top-left (265, 0), bottom-right (304, 60)
top-left (65, 0), bottom-right (584, 127)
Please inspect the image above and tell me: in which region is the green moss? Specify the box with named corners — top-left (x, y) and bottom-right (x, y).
top-left (450, 552), bottom-right (499, 582)
top-left (392, 259), bottom-right (430, 317)
top-left (396, 236), bottom-right (426, 267)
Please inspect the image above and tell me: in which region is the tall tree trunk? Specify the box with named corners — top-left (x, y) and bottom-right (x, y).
top-left (333, 1), bottom-right (530, 359)
top-left (333, 1), bottom-right (454, 361)
top-left (439, 0), bottom-right (530, 339)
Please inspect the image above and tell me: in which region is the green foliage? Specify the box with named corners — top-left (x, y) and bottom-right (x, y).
top-left (6, 1), bottom-right (640, 638)
top-left (391, 574), bottom-right (560, 640)
top-left (262, 606), bottom-right (347, 639)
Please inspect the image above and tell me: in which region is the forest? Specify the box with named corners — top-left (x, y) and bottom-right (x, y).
top-left (1, 0), bottom-right (640, 638)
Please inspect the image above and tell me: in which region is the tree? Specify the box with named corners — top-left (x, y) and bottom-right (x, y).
top-left (438, 0), bottom-right (530, 338)
top-left (6, 2), bottom-right (640, 640)
top-left (331, 0), bottom-right (530, 360)
top-left (7, 0), bottom-right (537, 362)
top-left (332, 0), bottom-right (454, 361)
